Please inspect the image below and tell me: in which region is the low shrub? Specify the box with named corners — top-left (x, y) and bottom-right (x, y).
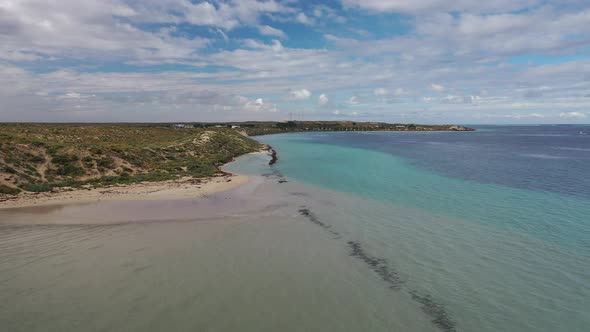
top-left (29, 155), bottom-right (46, 163)
top-left (21, 182), bottom-right (53, 192)
top-left (0, 184), bottom-right (21, 195)
top-left (97, 157), bottom-right (114, 168)
top-left (3, 166), bottom-right (17, 174)
top-left (55, 164), bottom-right (85, 177)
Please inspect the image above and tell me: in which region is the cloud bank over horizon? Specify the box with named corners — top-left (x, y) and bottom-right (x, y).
top-left (1, 0), bottom-right (589, 123)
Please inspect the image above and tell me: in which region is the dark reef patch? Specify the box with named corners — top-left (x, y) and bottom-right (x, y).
top-left (296, 206), bottom-right (458, 332)
top-left (289, 192), bottom-right (309, 197)
top-left (347, 241), bottom-right (404, 290)
top-left (298, 208), bottom-right (341, 238)
top-left (262, 169), bottom-right (284, 179)
top-left (409, 290), bottom-right (457, 332)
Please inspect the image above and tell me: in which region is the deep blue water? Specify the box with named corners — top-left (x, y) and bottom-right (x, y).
top-left (305, 125), bottom-right (590, 199)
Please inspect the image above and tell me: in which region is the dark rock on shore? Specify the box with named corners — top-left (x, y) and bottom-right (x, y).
top-left (268, 148), bottom-right (278, 165)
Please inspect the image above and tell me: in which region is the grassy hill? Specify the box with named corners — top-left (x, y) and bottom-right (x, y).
top-left (0, 124), bottom-right (262, 195)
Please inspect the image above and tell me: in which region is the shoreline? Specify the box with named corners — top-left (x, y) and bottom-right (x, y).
top-left (0, 148), bottom-right (273, 210)
top-left (0, 173), bottom-right (249, 210)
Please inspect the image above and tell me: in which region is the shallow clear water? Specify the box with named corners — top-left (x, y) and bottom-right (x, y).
top-left (1, 125), bottom-right (589, 332)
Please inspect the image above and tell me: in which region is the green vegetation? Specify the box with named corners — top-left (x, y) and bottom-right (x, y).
top-left (0, 124), bottom-right (262, 195)
top-left (0, 184), bottom-right (21, 195)
top-left (20, 183), bottom-right (53, 193)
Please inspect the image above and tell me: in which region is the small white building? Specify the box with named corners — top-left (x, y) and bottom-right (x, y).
top-left (231, 125), bottom-right (240, 129)
top-left (172, 124), bottom-right (194, 129)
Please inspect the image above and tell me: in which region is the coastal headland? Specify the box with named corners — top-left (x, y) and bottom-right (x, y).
top-left (0, 123), bottom-right (263, 208)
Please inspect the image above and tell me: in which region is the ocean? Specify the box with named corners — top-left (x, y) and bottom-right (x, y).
top-left (1, 125), bottom-right (589, 331)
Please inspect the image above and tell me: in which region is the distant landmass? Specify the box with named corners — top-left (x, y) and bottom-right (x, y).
top-left (185, 121), bottom-right (474, 136)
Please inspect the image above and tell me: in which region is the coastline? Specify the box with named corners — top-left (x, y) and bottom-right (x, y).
top-left (0, 148), bottom-right (274, 210)
top-left (0, 173), bottom-right (249, 210)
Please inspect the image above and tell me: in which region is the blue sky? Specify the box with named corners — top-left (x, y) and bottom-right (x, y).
top-left (1, 0), bottom-right (589, 123)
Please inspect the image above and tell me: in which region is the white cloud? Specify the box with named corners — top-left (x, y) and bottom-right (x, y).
top-left (295, 12), bottom-right (314, 25)
top-left (340, 0), bottom-right (539, 14)
top-left (374, 87), bottom-right (411, 103)
top-left (243, 97), bottom-right (277, 112)
top-left (559, 112), bottom-right (587, 119)
top-left (505, 113), bottom-right (545, 119)
top-left (59, 92), bottom-right (96, 100)
top-left (2, 1), bottom-right (590, 122)
top-left (311, 5), bottom-right (347, 23)
top-left (0, 0), bottom-right (212, 63)
top-left (258, 25), bottom-right (287, 39)
top-left (347, 95), bottom-right (361, 105)
top-left (287, 89), bottom-right (312, 100)
top-left (0, 0), bottom-right (296, 64)
top-left (0, 50), bottom-right (42, 61)
top-left (146, 0), bottom-right (292, 30)
top-left (374, 88), bottom-right (389, 96)
top-left (393, 88), bottom-right (407, 96)
top-left (440, 95), bottom-right (481, 104)
top-left (430, 83), bottom-right (445, 92)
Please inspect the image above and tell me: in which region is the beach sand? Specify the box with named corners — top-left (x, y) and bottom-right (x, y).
top-left (0, 173), bottom-right (249, 210)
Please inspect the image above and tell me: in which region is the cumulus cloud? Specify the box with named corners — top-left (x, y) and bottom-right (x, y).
top-left (559, 112), bottom-right (587, 119)
top-left (505, 113), bottom-right (545, 119)
top-left (0, 0), bottom-right (296, 64)
top-left (141, 0), bottom-right (292, 30)
top-left (374, 87), bottom-right (410, 103)
top-left (0, 0), bottom-right (213, 63)
top-left (374, 88), bottom-right (389, 96)
top-left (295, 12), bottom-right (314, 25)
top-left (287, 89), bottom-right (312, 100)
top-left (441, 95), bottom-right (481, 104)
top-left (340, 0), bottom-right (539, 14)
top-left (430, 83), bottom-right (445, 92)
top-left (347, 95), bottom-right (361, 105)
top-left (258, 25), bottom-right (287, 39)
top-left (242, 97), bottom-right (278, 112)
top-left (2, 1), bottom-right (590, 122)
top-left (393, 88), bottom-right (407, 96)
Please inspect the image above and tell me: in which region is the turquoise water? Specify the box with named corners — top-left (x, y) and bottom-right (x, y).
top-left (257, 135), bottom-right (590, 250)
top-left (226, 128), bottom-right (590, 332)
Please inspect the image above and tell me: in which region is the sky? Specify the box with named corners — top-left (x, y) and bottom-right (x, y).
top-left (1, 0), bottom-right (590, 123)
